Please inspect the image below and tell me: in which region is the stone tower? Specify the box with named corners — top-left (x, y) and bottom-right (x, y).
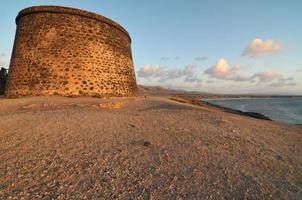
top-left (5, 6), bottom-right (137, 97)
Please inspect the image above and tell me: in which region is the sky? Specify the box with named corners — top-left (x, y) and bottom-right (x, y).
top-left (0, 0), bottom-right (301, 95)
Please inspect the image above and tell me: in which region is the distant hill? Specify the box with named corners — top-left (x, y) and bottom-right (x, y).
top-left (137, 85), bottom-right (301, 99)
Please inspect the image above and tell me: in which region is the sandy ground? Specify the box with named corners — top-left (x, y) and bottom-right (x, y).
top-left (0, 94), bottom-right (301, 199)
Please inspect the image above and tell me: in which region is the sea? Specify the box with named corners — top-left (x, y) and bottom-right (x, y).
top-left (204, 97), bottom-right (302, 124)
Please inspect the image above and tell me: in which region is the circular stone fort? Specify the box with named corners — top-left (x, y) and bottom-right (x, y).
top-left (5, 6), bottom-right (137, 97)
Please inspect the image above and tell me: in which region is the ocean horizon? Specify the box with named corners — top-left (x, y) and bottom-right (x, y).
top-left (204, 97), bottom-right (302, 124)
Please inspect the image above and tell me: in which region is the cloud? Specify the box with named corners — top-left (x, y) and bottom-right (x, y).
top-left (248, 71), bottom-right (295, 87)
top-left (137, 65), bottom-right (165, 78)
top-left (204, 58), bottom-right (296, 88)
top-left (137, 64), bottom-right (198, 82)
top-left (184, 75), bottom-right (203, 83)
top-left (194, 56), bottom-right (208, 61)
top-left (163, 81), bottom-right (208, 90)
top-left (162, 64), bottom-right (200, 82)
top-left (137, 64), bottom-right (210, 91)
top-left (138, 58), bottom-right (298, 92)
top-left (252, 71), bottom-right (283, 82)
top-left (241, 38), bottom-right (283, 57)
top-left (204, 58), bottom-right (250, 81)
top-left (269, 77), bottom-right (296, 87)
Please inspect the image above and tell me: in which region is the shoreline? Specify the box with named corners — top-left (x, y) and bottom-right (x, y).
top-left (202, 97), bottom-right (287, 101)
top-left (199, 98), bottom-right (302, 125)
top-left (201, 96), bottom-right (302, 101)
top-left (168, 96), bottom-right (272, 121)
top-left (200, 100), bottom-right (272, 121)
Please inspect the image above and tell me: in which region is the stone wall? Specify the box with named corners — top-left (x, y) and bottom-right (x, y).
top-left (0, 68), bottom-right (8, 95)
top-left (5, 6), bottom-right (137, 97)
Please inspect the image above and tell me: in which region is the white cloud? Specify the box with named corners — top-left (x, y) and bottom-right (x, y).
top-left (204, 58), bottom-right (250, 81)
top-left (204, 58), bottom-right (296, 88)
top-left (182, 64), bottom-right (197, 76)
top-left (249, 71), bottom-right (296, 87)
top-left (269, 82), bottom-right (296, 87)
top-left (137, 64), bottom-right (198, 81)
top-left (252, 71), bottom-right (283, 82)
top-left (137, 64), bottom-right (209, 90)
top-left (163, 81), bottom-right (208, 90)
top-left (242, 38), bottom-right (283, 57)
top-left (269, 77), bottom-right (296, 87)
top-left (184, 75), bottom-right (203, 83)
top-left (137, 65), bottom-right (165, 78)
top-left (138, 57), bottom-right (298, 93)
